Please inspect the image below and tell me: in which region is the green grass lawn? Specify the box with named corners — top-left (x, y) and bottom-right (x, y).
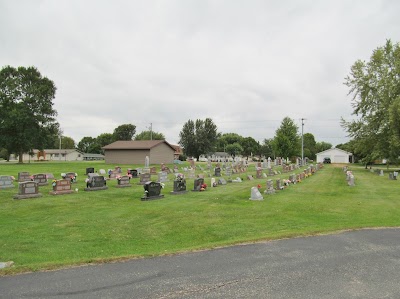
top-left (0, 161), bottom-right (399, 275)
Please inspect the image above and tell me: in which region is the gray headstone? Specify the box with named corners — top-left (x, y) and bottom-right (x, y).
top-left (0, 176), bottom-right (15, 189)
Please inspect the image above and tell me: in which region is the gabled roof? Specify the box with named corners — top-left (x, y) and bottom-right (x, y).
top-left (102, 140), bottom-right (175, 151)
top-left (316, 148), bottom-right (352, 156)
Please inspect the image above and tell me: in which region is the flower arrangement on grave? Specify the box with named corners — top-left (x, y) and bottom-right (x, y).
top-left (52, 179), bottom-right (57, 188)
top-left (175, 173), bottom-right (185, 182)
top-left (200, 183), bottom-right (207, 191)
top-left (283, 179), bottom-right (291, 186)
top-left (212, 182), bottom-right (217, 187)
top-left (257, 184), bottom-right (261, 189)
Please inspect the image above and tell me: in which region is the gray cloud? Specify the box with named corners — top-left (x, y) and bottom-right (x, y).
top-left (1, 0), bottom-right (399, 146)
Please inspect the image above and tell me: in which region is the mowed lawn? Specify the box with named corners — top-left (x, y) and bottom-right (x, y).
top-left (0, 161), bottom-right (399, 274)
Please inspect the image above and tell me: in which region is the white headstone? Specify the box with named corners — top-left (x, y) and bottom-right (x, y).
top-left (211, 177), bottom-right (216, 187)
top-left (249, 187), bottom-right (263, 200)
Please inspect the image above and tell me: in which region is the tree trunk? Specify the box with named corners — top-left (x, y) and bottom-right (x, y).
top-left (18, 151), bottom-right (23, 163)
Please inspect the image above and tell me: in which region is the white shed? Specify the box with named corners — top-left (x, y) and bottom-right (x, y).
top-left (316, 148), bottom-right (352, 163)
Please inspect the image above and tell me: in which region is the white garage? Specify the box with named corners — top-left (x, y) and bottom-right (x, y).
top-left (316, 148), bottom-right (353, 164)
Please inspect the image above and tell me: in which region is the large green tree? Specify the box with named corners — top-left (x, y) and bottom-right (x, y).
top-left (315, 141), bottom-right (332, 153)
top-left (303, 133), bottom-right (317, 160)
top-left (113, 124), bottom-right (136, 140)
top-left (273, 117), bottom-right (300, 158)
top-left (215, 133), bottom-right (243, 152)
top-left (178, 118), bottom-right (218, 159)
top-left (135, 130), bottom-right (165, 140)
top-left (260, 138), bottom-right (275, 158)
top-left (0, 66), bottom-right (58, 163)
top-left (342, 40), bottom-right (400, 166)
top-left (241, 137), bottom-right (261, 157)
top-left (225, 143), bottom-right (243, 157)
top-left (77, 136), bottom-right (97, 153)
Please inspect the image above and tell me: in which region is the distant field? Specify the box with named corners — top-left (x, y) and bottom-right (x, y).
top-left (1, 161), bottom-right (399, 275)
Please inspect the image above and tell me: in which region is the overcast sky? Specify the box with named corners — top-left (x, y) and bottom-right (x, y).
top-left (1, 0), bottom-right (399, 147)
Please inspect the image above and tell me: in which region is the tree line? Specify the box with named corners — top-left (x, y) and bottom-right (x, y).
top-left (178, 117), bottom-right (332, 161)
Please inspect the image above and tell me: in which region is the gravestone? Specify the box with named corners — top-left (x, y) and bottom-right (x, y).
top-left (32, 173), bottom-right (48, 186)
top-left (225, 167), bottom-right (232, 177)
top-left (211, 178), bottom-right (216, 187)
top-left (87, 173), bottom-right (99, 180)
top-left (18, 172), bottom-right (31, 182)
top-left (249, 187), bottom-right (263, 200)
top-left (49, 179), bottom-right (74, 195)
top-left (276, 179), bottom-right (283, 190)
top-left (158, 171), bottom-right (169, 183)
top-left (84, 175), bottom-right (108, 191)
top-left (256, 168), bottom-right (262, 179)
top-left (0, 176), bottom-right (14, 189)
top-left (247, 175), bottom-right (254, 180)
top-left (116, 175), bottom-right (132, 188)
top-left (139, 173), bottom-right (151, 185)
top-left (262, 160), bottom-right (267, 169)
top-left (99, 169), bottom-right (106, 175)
top-left (389, 172), bottom-right (396, 180)
top-left (232, 177), bottom-right (242, 183)
top-left (45, 173), bottom-right (55, 180)
top-left (86, 167), bottom-right (95, 175)
top-left (115, 166), bottom-right (122, 173)
top-left (263, 173), bottom-right (268, 178)
top-left (171, 174), bottom-right (187, 195)
top-left (218, 178), bottom-right (227, 185)
top-left (128, 169), bottom-right (138, 178)
top-left (296, 174), bottom-right (301, 182)
top-left (141, 181), bottom-right (164, 201)
top-left (347, 174), bottom-right (355, 186)
top-left (173, 165), bottom-right (179, 173)
top-left (264, 179), bottom-right (275, 194)
top-left (188, 169), bottom-right (196, 179)
top-left (108, 169), bottom-right (119, 179)
top-left (14, 181), bottom-right (42, 199)
top-left (145, 156), bottom-right (150, 168)
top-left (268, 168), bottom-right (275, 176)
top-left (214, 167), bottom-right (221, 177)
top-left (62, 172), bottom-right (77, 183)
top-left (150, 167), bottom-right (157, 175)
top-left (192, 178), bottom-right (205, 191)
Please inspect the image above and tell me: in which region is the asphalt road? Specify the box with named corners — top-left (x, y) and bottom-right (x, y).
top-left (1, 228), bottom-right (400, 299)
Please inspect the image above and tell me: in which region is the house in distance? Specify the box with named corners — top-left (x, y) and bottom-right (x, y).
top-left (102, 140), bottom-right (176, 164)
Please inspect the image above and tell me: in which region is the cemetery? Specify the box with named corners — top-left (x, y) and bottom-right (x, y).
top-left (0, 159), bottom-right (399, 275)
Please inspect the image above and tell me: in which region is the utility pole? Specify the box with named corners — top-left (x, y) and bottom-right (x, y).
top-left (301, 118), bottom-right (305, 165)
top-left (150, 123), bottom-right (153, 140)
top-left (59, 128), bottom-right (63, 161)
